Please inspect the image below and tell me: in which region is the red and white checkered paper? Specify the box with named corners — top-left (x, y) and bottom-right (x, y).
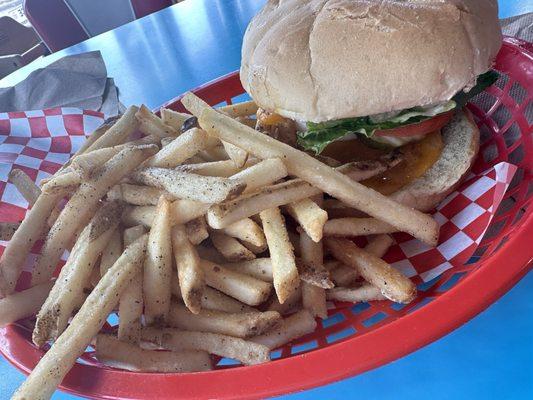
top-left (0, 108), bottom-right (518, 283)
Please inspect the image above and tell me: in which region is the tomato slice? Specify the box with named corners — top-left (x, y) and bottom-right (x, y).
top-left (374, 111), bottom-right (454, 138)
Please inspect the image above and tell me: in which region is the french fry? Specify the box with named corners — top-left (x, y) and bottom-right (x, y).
top-left (9, 169), bottom-right (40, 206)
top-left (142, 327), bottom-right (269, 365)
top-left (210, 230), bottom-right (256, 261)
top-left (365, 234), bottom-right (395, 258)
top-left (221, 258), bottom-right (273, 282)
top-left (160, 108), bottom-right (192, 130)
top-left (300, 231), bottom-right (327, 319)
top-left (324, 218), bottom-right (397, 237)
top-left (85, 106), bottom-right (140, 153)
top-left (33, 201), bottom-right (122, 347)
top-left (0, 188), bottom-right (69, 296)
top-left (241, 240), bottom-right (268, 255)
top-left (260, 207), bottom-right (299, 304)
top-left (327, 284), bottom-right (386, 303)
top-left (0, 222), bottom-right (20, 241)
top-left (0, 281), bottom-right (54, 327)
top-left (231, 158), bottom-right (287, 193)
top-left (200, 259), bottom-right (272, 306)
top-left (176, 159), bottom-right (241, 177)
top-left (168, 302), bottom-right (280, 338)
top-left (171, 275), bottom-right (255, 313)
top-left (118, 225), bottom-right (146, 343)
top-left (218, 100), bottom-right (258, 117)
top-left (181, 92), bottom-right (249, 167)
top-left (132, 167), bottom-right (246, 203)
top-left (325, 260), bottom-right (359, 287)
top-left (235, 116), bottom-right (257, 128)
top-left (172, 225), bottom-right (205, 314)
top-left (286, 198), bottom-right (328, 242)
top-left (96, 333), bottom-right (211, 372)
top-left (144, 197), bottom-right (173, 325)
top-left (145, 127), bottom-right (209, 168)
top-left (122, 199), bottom-right (210, 227)
top-left (195, 243), bottom-right (226, 264)
top-left (326, 238), bottom-right (416, 304)
top-left (30, 144), bottom-right (157, 287)
top-left (108, 183), bottom-right (171, 206)
top-left (251, 310), bottom-right (317, 350)
top-left (267, 286), bottom-right (302, 316)
top-left (199, 144), bottom-right (228, 162)
top-left (69, 147), bottom-right (120, 177)
top-left (199, 107), bottom-right (439, 246)
top-left (185, 217), bottom-right (209, 245)
top-left (40, 169), bottom-right (81, 194)
top-left (11, 234), bottom-right (147, 400)
top-left (136, 104), bottom-right (180, 138)
top-left (206, 179), bottom-right (319, 229)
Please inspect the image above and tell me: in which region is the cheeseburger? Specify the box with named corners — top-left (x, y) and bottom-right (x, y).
top-left (240, 0), bottom-right (502, 211)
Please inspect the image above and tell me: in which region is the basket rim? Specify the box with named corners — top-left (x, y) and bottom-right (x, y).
top-left (0, 37), bottom-right (532, 400)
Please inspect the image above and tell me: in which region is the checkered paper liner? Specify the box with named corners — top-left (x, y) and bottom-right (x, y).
top-left (0, 107), bottom-right (518, 286)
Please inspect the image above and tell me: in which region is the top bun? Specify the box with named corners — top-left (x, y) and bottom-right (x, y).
top-left (240, 0), bottom-right (502, 123)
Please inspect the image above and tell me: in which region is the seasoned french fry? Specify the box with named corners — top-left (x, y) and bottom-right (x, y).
top-left (241, 240), bottom-right (268, 255)
top-left (221, 258), bottom-right (273, 282)
top-left (260, 207), bottom-right (299, 304)
top-left (176, 159), bottom-right (241, 177)
top-left (326, 284), bottom-right (386, 303)
top-left (326, 238), bottom-right (416, 304)
top-left (66, 115), bottom-right (120, 162)
top-left (144, 197), bottom-right (172, 325)
top-left (195, 244), bottom-right (226, 264)
top-left (136, 104), bottom-right (179, 138)
top-left (251, 310), bottom-right (317, 350)
top-left (118, 225), bottom-right (146, 343)
top-left (210, 230), bottom-right (256, 262)
top-left (0, 188), bottom-right (69, 296)
top-left (206, 180), bottom-right (319, 229)
top-left (30, 144), bottom-right (157, 287)
top-left (40, 169), bottom-right (81, 193)
top-left (96, 333), bottom-right (211, 372)
top-left (108, 183), bottom-right (171, 206)
top-left (300, 231), bottom-right (327, 319)
top-left (122, 199), bottom-right (210, 227)
top-left (0, 281), bottom-right (54, 327)
top-left (365, 234), bottom-right (395, 258)
top-left (142, 327), bottom-right (269, 365)
top-left (11, 234), bottom-right (147, 400)
top-left (231, 158), bottom-right (287, 193)
top-left (172, 225), bottom-right (205, 314)
top-left (185, 217), bottom-right (209, 245)
top-left (85, 106), bottom-right (140, 153)
top-left (69, 147), bottom-right (120, 177)
top-left (286, 198), bottom-right (328, 242)
top-left (267, 286), bottom-right (302, 316)
top-left (325, 260), bottom-right (359, 287)
top-left (132, 167), bottom-right (246, 203)
top-left (324, 218), bottom-right (397, 237)
top-left (222, 141), bottom-right (248, 168)
top-left (198, 144), bottom-right (228, 162)
top-left (169, 302), bottom-right (280, 338)
top-left (218, 100), bottom-right (258, 117)
top-left (200, 259), bottom-right (272, 306)
top-left (160, 108), bottom-right (192, 130)
top-left (9, 169), bottom-right (40, 206)
top-left (0, 222), bottom-right (20, 241)
top-left (199, 107), bottom-right (439, 246)
top-left (145, 128), bottom-right (208, 168)
top-left (33, 201), bottom-right (122, 347)
top-left (171, 275), bottom-right (255, 313)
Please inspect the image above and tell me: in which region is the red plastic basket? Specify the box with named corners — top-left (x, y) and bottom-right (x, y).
top-left (1, 37), bottom-right (532, 400)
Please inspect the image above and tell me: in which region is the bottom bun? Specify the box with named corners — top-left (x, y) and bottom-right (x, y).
top-left (390, 109), bottom-right (480, 212)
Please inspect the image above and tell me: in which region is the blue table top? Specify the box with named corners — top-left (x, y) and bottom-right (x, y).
top-left (1, 1), bottom-right (532, 399)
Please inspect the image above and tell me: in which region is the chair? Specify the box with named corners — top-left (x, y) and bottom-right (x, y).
top-left (24, 0), bottom-right (175, 53)
top-left (0, 17), bottom-right (47, 78)
top-left (24, 0), bottom-right (89, 53)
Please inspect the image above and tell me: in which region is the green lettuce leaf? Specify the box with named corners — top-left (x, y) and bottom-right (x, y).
top-left (297, 70), bottom-right (499, 154)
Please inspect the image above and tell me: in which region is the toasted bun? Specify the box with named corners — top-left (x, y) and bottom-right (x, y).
top-left (390, 109), bottom-right (479, 211)
top-left (241, 0), bottom-right (502, 123)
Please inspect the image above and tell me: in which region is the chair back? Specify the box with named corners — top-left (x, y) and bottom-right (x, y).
top-left (0, 16), bottom-right (40, 57)
top-left (24, 0), bottom-right (89, 52)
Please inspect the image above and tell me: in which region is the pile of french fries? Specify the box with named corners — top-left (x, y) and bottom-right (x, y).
top-left (0, 93), bottom-right (439, 399)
